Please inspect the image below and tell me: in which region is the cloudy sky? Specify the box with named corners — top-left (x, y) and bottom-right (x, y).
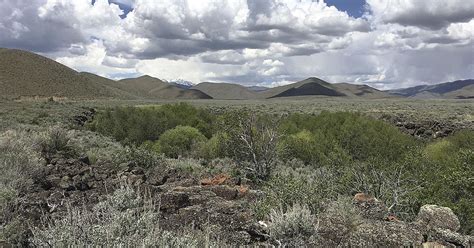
top-left (1, 0), bottom-right (473, 89)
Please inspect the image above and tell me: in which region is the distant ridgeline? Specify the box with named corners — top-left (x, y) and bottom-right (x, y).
top-left (0, 48), bottom-right (472, 100)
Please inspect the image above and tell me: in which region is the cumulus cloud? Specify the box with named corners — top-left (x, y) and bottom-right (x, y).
top-left (0, 0), bottom-right (473, 88)
top-left (56, 40), bottom-right (136, 77)
top-left (367, 0), bottom-right (474, 30)
top-left (0, 0), bottom-right (84, 52)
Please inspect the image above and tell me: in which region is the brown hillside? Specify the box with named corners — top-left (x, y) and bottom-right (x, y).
top-left (0, 48), bottom-right (116, 98)
top-left (119, 75), bottom-right (212, 99)
top-left (192, 82), bottom-right (258, 100)
top-left (79, 72), bottom-right (138, 99)
top-left (260, 77), bottom-right (392, 99)
top-left (333, 83), bottom-right (393, 98)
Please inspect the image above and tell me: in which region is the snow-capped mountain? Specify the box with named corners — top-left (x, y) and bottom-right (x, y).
top-left (166, 79), bottom-right (195, 89)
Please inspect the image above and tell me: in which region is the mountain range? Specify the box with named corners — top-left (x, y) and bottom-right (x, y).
top-left (387, 79), bottom-right (474, 99)
top-left (0, 48), bottom-right (472, 100)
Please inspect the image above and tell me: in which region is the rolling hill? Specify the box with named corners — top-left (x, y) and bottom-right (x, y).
top-left (1, 48), bottom-right (470, 100)
top-left (387, 79), bottom-right (474, 99)
top-left (192, 82), bottom-right (258, 100)
top-left (258, 77), bottom-right (391, 99)
top-left (0, 48), bottom-right (117, 98)
top-left (332, 83), bottom-right (393, 98)
top-left (118, 76), bottom-right (212, 99)
top-left (191, 77), bottom-right (391, 99)
top-left (0, 48), bottom-right (211, 100)
top-left (79, 72), bottom-right (138, 99)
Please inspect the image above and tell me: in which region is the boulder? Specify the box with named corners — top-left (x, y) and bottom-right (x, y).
top-left (159, 192), bottom-right (191, 212)
top-left (417, 205), bottom-right (460, 232)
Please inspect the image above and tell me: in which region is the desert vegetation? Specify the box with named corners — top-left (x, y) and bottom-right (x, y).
top-left (0, 101), bottom-right (473, 246)
top-left (89, 103), bottom-right (473, 232)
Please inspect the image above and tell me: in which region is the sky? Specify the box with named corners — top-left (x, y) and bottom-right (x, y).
top-left (1, 0), bottom-right (473, 89)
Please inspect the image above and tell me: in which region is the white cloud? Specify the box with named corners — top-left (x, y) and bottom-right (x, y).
top-left (136, 57), bottom-right (204, 83)
top-left (56, 40), bottom-right (136, 77)
top-left (0, 0), bottom-right (473, 88)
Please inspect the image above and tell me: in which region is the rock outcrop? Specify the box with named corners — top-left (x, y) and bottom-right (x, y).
top-left (416, 205), bottom-right (472, 247)
top-left (3, 154), bottom-right (473, 247)
top-left (343, 194), bottom-right (473, 247)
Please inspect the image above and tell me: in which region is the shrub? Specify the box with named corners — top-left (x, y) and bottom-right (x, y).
top-left (279, 112), bottom-right (416, 162)
top-left (0, 218), bottom-right (30, 246)
top-left (343, 155), bottom-right (423, 220)
top-left (0, 129), bottom-right (44, 195)
top-left (278, 129), bottom-right (349, 165)
top-left (67, 129), bottom-right (127, 164)
top-left (254, 163), bottom-right (340, 219)
top-left (268, 204), bottom-right (317, 245)
top-left (30, 185), bottom-right (222, 247)
top-left (196, 132), bottom-right (229, 160)
top-left (91, 103), bottom-right (215, 145)
top-left (114, 146), bottom-right (164, 169)
top-left (318, 197), bottom-right (363, 246)
top-left (39, 127), bottom-right (73, 156)
top-left (156, 126), bottom-right (207, 158)
top-left (419, 131), bottom-right (474, 234)
top-left (220, 110), bottom-right (281, 181)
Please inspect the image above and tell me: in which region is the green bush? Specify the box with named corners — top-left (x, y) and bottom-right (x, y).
top-left (418, 130), bottom-right (474, 234)
top-left (279, 112), bottom-right (416, 162)
top-left (155, 126), bottom-right (207, 158)
top-left (278, 129), bottom-right (349, 165)
top-left (91, 103), bottom-right (215, 145)
top-left (114, 146), bottom-right (164, 169)
top-left (196, 132), bottom-right (229, 160)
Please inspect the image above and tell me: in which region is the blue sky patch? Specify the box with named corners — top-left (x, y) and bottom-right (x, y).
top-left (325, 0), bottom-right (367, 18)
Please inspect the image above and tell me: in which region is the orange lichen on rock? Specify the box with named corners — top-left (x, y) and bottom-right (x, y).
top-left (237, 185), bottom-right (249, 196)
top-left (200, 174), bottom-right (231, 186)
top-left (353, 192), bottom-right (377, 203)
top-left (386, 215), bottom-right (400, 222)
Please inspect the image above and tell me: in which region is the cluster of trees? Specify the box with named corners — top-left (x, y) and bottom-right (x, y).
top-left (90, 103), bottom-right (473, 233)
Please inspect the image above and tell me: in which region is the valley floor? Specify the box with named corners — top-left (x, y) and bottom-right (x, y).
top-left (1, 97), bottom-right (473, 135)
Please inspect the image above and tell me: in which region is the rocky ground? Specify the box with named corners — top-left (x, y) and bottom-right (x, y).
top-left (2, 149), bottom-right (472, 247)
